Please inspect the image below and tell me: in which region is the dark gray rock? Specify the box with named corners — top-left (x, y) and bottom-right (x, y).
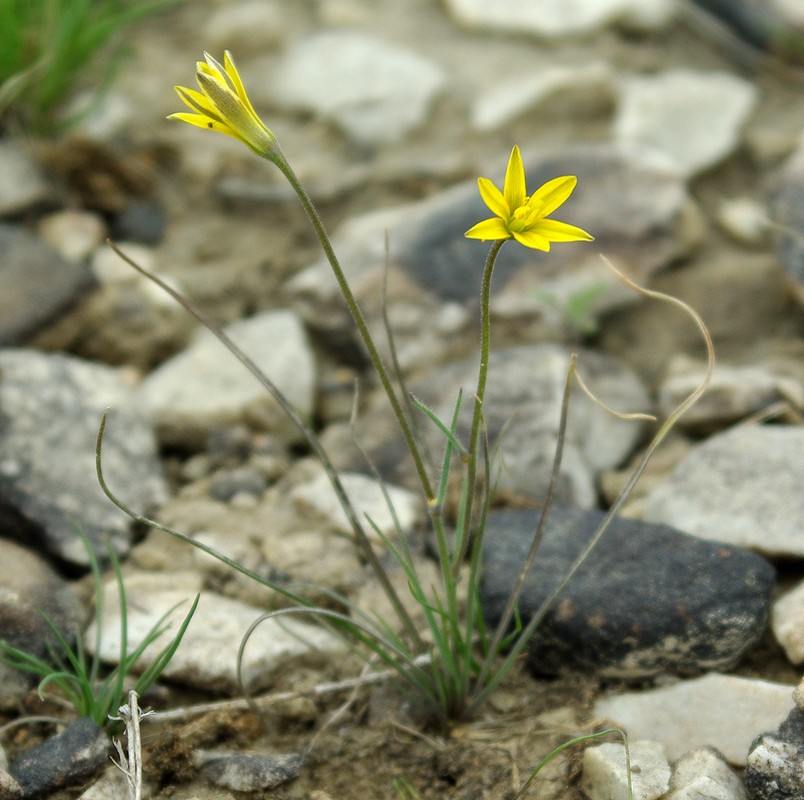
top-left (0, 224), bottom-right (95, 346)
top-left (109, 201), bottom-right (166, 245)
top-left (0, 349), bottom-right (168, 568)
top-left (208, 466), bottom-right (268, 502)
top-left (9, 717), bottom-right (108, 797)
top-left (688, 0), bottom-right (804, 62)
top-left (197, 751), bottom-right (301, 792)
top-left (481, 506), bottom-right (775, 677)
top-left (744, 707), bottom-right (804, 800)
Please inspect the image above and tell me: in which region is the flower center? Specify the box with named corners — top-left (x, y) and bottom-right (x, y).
top-left (508, 203), bottom-right (531, 232)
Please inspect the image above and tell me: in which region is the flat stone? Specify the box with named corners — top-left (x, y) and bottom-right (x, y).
top-left (0, 142), bottom-right (52, 216)
top-left (444, 0), bottom-right (675, 37)
top-left (594, 673), bottom-right (795, 764)
top-left (471, 62), bottom-right (616, 132)
top-left (614, 69), bottom-right (758, 177)
top-left (203, 0), bottom-right (289, 54)
top-left (581, 740), bottom-right (670, 800)
top-left (772, 580), bottom-right (804, 664)
top-left (84, 572), bottom-right (344, 693)
top-left (657, 356), bottom-right (804, 431)
top-left (599, 251), bottom-right (794, 384)
top-left (0, 349), bottom-right (168, 567)
top-left (196, 751), bottom-right (301, 792)
top-left (290, 469), bottom-right (422, 542)
top-left (270, 31), bottom-right (447, 145)
top-left (481, 506), bottom-right (774, 677)
top-left (137, 309), bottom-right (316, 450)
top-left (715, 197), bottom-right (770, 246)
top-left (643, 425), bottom-right (804, 557)
top-left (0, 224), bottom-right (95, 346)
top-left (666, 747), bottom-right (747, 800)
top-left (37, 210), bottom-right (106, 263)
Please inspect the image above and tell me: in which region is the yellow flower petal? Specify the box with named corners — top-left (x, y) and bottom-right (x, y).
top-left (465, 217), bottom-right (510, 240)
top-left (167, 111), bottom-right (214, 131)
top-left (534, 218), bottom-right (595, 243)
top-left (527, 175), bottom-right (577, 218)
top-left (512, 229), bottom-right (551, 250)
top-left (503, 145), bottom-right (526, 211)
top-left (223, 51), bottom-right (260, 120)
top-left (196, 71), bottom-right (276, 155)
top-left (477, 177), bottom-right (509, 219)
top-left (172, 85), bottom-right (220, 120)
top-left (465, 146), bottom-right (592, 251)
top-left (169, 51), bottom-right (278, 158)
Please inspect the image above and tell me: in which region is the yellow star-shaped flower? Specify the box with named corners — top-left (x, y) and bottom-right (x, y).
top-left (465, 145), bottom-right (593, 251)
top-left (169, 51), bottom-right (278, 157)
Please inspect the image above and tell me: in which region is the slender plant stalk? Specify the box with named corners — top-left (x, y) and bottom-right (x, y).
top-left (269, 149), bottom-right (435, 504)
top-left (453, 239), bottom-right (504, 571)
top-left (470, 354), bottom-right (576, 695)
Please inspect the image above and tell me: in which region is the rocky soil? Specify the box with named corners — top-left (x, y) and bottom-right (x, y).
top-left (0, 0), bottom-right (803, 798)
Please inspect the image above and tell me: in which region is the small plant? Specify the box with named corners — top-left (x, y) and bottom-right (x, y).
top-left (0, 0), bottom-right (181, 132)
top-left (393, 777), bottom-right (424, 798)
top-left (0, 528), bottom-right (198, 728)
top-left (99, 51), bottom-right (712, 735)
top-left (535, 281), bottom-right (609, 337)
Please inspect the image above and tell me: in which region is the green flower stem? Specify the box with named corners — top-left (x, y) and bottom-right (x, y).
top-left (453, 239), bottom-right (504, 570)
top-left (269, 149), bottom-right (435, 504)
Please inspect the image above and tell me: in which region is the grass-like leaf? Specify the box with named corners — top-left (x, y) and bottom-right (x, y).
top-left (0, 0), bottom-right (183, 131)
top-left (0, 527), bottom-right (198, 728)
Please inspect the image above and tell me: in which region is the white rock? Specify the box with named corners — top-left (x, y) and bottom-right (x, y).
top-left (581, 739), bottom-right (670, 800)
top-left (771, 580), bottom-right (804, 664)
top-left (657, 356), bottom-right (804, 429)
top-left (92, 241), bottom-right (155, 284)
top-left (84, 572), bottom-right (344, 693)
top-left (715, 197), bottom-right (770, 246)
top-left (137, 309), bottom-right (316, 449)
top-left (471, 62), bottom-right (616, 132)
top-left (594, 673), bottom-right (795, 765)
top-left (643, 424), bottom-right (804, 557)
top-left (667, 747), bottom-right (747, 800)
top-left (271, 31), bottom-right (447, 145)
top-left (38, 210), bottom-right (106, 263)
top-left (290, 469), bottom-right (422, 542)
top-left (203, 0), bottom-right (288, 54)
top-left (770, 0), bottom-right (804, 28)
top-left (444, 0), bottom-right (675, 37)
top-left (76, 766), bottom-right (131, 799)
top-left (614, 70), bottom-right (758, 178)
top-left (0, 141), bottom-right (51, 215)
